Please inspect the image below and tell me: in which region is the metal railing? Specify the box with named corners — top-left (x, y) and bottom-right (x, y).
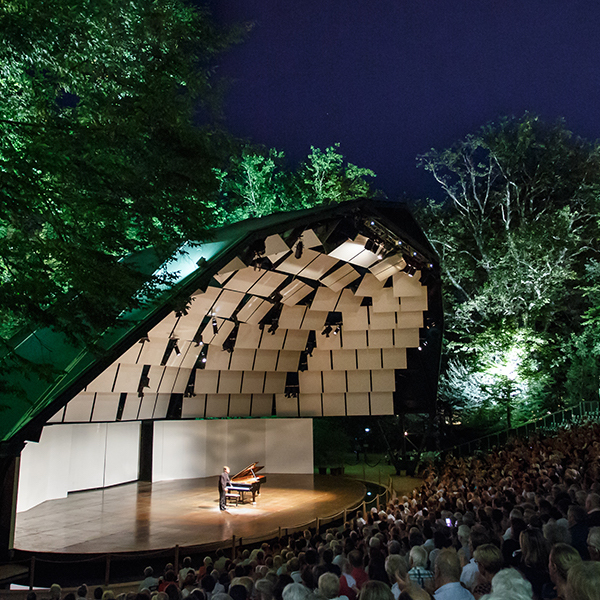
top-left (446, 400), bottom-right (600, 457)
top-left (8, 475), bottom-right (397, 591)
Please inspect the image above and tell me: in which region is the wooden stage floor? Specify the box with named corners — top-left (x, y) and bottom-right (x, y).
top-left (14, 474), bottom-right (365, 554)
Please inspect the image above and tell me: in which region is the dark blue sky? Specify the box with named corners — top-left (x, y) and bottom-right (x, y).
top-left (210, 1), bottom-right (600, 200)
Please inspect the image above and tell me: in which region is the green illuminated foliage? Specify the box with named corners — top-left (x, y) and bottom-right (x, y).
top-left (419, 114), bottom-right (600, 428)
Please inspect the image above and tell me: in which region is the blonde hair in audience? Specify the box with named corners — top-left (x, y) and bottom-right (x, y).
top-left (567, 562), bottom-right (600, 600)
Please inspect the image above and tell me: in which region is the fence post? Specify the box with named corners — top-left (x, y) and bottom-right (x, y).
top-left (316, 517), bottom-right (320, 531)
top-left (363, 500), bottom-right (367, 516)
top-left (29, 556), bottom-right (35, 590)
top-left (232, 536), bottom-right (236, 560)
top-left (343, 509), bottom-right (347, 523)
top-left (105, 554), bottom-right (111, 588)
top-left (174, 544), bottom-right (180, 573)
top-left (278, 526), bottom-right (282, 539)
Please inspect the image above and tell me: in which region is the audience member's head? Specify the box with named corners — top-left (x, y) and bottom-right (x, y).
top-left (567, 561), bottom-right (600, 600)
top-left (360, 581), bottom-right (394, 600)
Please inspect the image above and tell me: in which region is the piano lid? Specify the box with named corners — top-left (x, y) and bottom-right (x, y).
top-left (231, 461), bottom-right (264, 480)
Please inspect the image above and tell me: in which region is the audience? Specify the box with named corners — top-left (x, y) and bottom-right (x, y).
top-left (33, 422), bottom-right (600, 600)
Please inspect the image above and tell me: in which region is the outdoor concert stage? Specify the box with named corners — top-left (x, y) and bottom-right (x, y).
top-left (13, 474), bottom-right (366, 554)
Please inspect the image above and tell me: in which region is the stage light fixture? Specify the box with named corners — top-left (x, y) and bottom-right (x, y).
top-left (322, 325), bottom-right (333, 337)
top-left (138, 334), bottom-right (150, 344)
top-left (174, 343), bottom-right (181, 356)
top-left (295, 239), bottom-right (304, 259)
top-left (212, 316), bottom-right (219, 335)
top-left (364, 238), bottom-right (377, 252)
top-left (333, 325), bottom-right (341, 336)
top-left (197, 344), bottom-right (209, 369)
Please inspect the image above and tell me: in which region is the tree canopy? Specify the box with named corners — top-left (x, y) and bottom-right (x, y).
top-left (418, 114), bottom-right (600, 430)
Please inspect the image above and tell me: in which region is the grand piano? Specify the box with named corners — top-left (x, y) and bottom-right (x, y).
top-left (227, 462), bottom-right (267, 503)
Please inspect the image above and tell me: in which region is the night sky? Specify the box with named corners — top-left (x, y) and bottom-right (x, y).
top-left (209, 1), bottom-right (600, 201)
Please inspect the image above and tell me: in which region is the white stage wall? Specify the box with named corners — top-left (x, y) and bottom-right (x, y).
top-left (152, 418), bottom-right (313, 481)
top-left (17, 418), bottom-right (313, 512)
top-left (17, 421), bottom-right (140, 513)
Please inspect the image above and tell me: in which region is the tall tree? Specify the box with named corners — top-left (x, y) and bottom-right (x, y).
top-left (0, 0), bottom-right (242, 342)
top-left (418, 115), bottom-right (600, 428)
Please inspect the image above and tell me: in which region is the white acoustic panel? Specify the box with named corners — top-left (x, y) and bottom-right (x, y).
top-left (178, 342), bottom-right (201, 369)
top-left (281, 280), bottom-right (314, 305)
top-left (117, 343), bottom-right (142, 365)
top-left (138, 394), bottom-right (159, 420)
top-left (218, 371), bottom-right (242, 394)
top-left (251, 394), bottom-right (273, 416)
top-left (205, 394), bottom-right (229, 418)
top-left (383, 347), bottom-right (407, 369)
top-left (212, 289), bottom-right (245, 319)
top-left (205, 345), bottom-right (231, 370)
top-left (248, 270), bottom-right (288, 297)
top-left (242, 371), bottom-right (266, 393)
top-left (148, 312), bottom-right (180, 339)
top-left (265, 419), bottom-right (313, 473)
top-left (214, 257), bottom-right (246, 282)
top-left (279, 305), bottom-right (307, 330)
top-left (393, 272), bottom-right (424, 297)
top-left (299, 253), bottom-right (339, 280)
top-left (346, 370), bottom-right (372, 393)
top-left (154, 366), bottom-right (179, 394)
top-left (275, 394), bottom-right (299, 417)
top-left (235, 323), bottom-right (262, 349)
top-left (104, 422), bottom-right (140, 487)
top-left (259, 328), bottom-right (286, 350)
top-left (310, 284), bottom-right (340, 311)
top-left (397, 311), bottom-right (424, 328)
top-left (368, 310), bottom-right (396, 330)
top-left (181, 395), bottom-right (206, 418)
top-left (322, 393), bottom-right (346, 416)
top-left (255, 349), bottom-right (279, 371)
top-left (341, 330), bottom-right (367, 349)
top-left (332, 349), bottom-right (357, 370)
top-left (64, 393), bottom-right (95, 422)
top-left (68, 424), bottom-right (108, 492)
top-left (283, 329), bottom-right (309, 351)
top-left (371, 369), bottom-right (396, 392)
top-left (153, 394), bottom-right (170, 419)
top-left (265, 233), bottom-right (290, 256)
top-left (400, 294), bottom-right (428, 311)
top-left (223, 266), bottom-right (263, 293)
top-left (91, 393), bottom-right (120, 422)
top-left (372, 288), bottom-right (401, 313)
top-left (337, 288), bottom-right (362, 313)
top-left (300, 310), bottom-right (328, 331)
top-left (194, 369), bottom-right (219, 394)
top-left (356, 273), bottom-right (384, 297)
top-left (299, 371), bottom-right (323, 394)
top-left (229, 348), bottom-right (256, 370)
top-left (370, 392), bottom-right (394, 415)
top-left (394, 329), bottom-right (420, 347)
top-left (172, 367), bottom-right (191, 394)
top-left (264, 371), bottom-right (286, 393)
top-left (307, 350), bottom-right (331, 371)
top-left (357, 349), bottom-right (382, 370)
top-left (277, 248), bottom-right (320, 275)
top-left (121, 395), bottom-right (141, 420)
top-left (237, 297), bottom-right (271, 324)
top-left (368, 329), bottom-right (394, 348)
top-left (277, 350), bottom-right (301, 372)
top-left (229, 394), bottom-right (252, 417)
top-left (343, 307), bottom-right (368, 331)
top-left (87, 364), bottom-right (118, 393)
top-left (322, 370), bottom-right (347, 393)
top-left (346, 392), bottom-right (370, 415)
top-left (316, 332), bottom-right (341, 350)
top-left (47, 407), bottom-right (65, 423)
top-left (138, 337), bottom-right (169, 370)
top-left (205, 318), bottom-right (235, 347)
top-left (369, 254), bottom-right (405, 281)
top-left (299, 393), bottom-right (322, 416)
top-left (321, 263), bottom-right (360, 292)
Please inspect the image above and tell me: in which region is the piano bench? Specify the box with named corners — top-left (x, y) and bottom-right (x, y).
top-left (225, 492), bottom-right (240, 507)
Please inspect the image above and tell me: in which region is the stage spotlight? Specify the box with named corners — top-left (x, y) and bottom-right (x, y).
top-left (298, 350), bottom-right (309, 372)
top-left (197, 344), bottom-right (209, 369)
top-left (174, 343), bottom-right (181, 356)
top-left (193, 332), bottom-right (204, 347)
top-left (295, 239), bottom-right (304, 259)
top-left (322, 325), bottom-right (333, 337)
top-left (138, 334), bottom-right (150, 344)
top-left (305, 331), bottom-right (317, 356)
top-left (268, 320), bottom-right (279, 335)
top-left (212, 315), bottom-right (219, 335)
top-left (364, 238), bottom-right (377, 252)
top-left (333, 325), bottom-right (341, 335)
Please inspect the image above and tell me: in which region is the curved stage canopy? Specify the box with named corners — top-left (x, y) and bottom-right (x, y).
top-left (1, 199), bottom-right (442, 452)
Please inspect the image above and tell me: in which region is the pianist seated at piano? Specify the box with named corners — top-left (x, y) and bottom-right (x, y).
top-left (227, 462), bottom-right (267, 504)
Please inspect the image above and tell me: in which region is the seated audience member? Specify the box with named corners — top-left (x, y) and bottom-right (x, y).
top-left (64, 594), bottom-right (76, 600)
top-left (386, 554), bottom-right (409, 600)
top-left (181, 572), bottom-right (199, 598)
top-left (566, 561), bottom-right (600, 600)
top-left (587, 494), bottom-right (600, 527)
top-left (408, 546), bottom-right (434, 589)
top-left (140, 566), bottom-right (160, 592)
top-left (318, 572), bottom-right (348, 600)
top-left (50, 584), bottom-right (62, 600)
top-left (461, 527), bottom-right (489, 592)
top-left (433, 549), bottom-right (474, 600)
top-left (588, 527), bottom-right (600, 562)
top-left (471, 544), bottom-right (503, 600)
top-left (255, 578), bottom-right (275, 600)
top-left (518, 528), bottom-right (551, 600)
top-left (159, 571), bottom-right (179, 593)
top-left (282, 582), bottom-right (312, 600)
top-left (568, 505), bottom-right (590, 561)
top-left (484, 568), bottom-right (533, 600)
top-left (179, 557), bottom-right (196, 586)
top-left (229, 585), bottom-right (248, 600)
top-left (348, 550), bottom-right (369, 590)
top-left (164, 583), bottom-right (181, 600)
top-left (361, 581), bottom-right (394, 600)
top-left (547, 543), bottom-right (581, 600)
